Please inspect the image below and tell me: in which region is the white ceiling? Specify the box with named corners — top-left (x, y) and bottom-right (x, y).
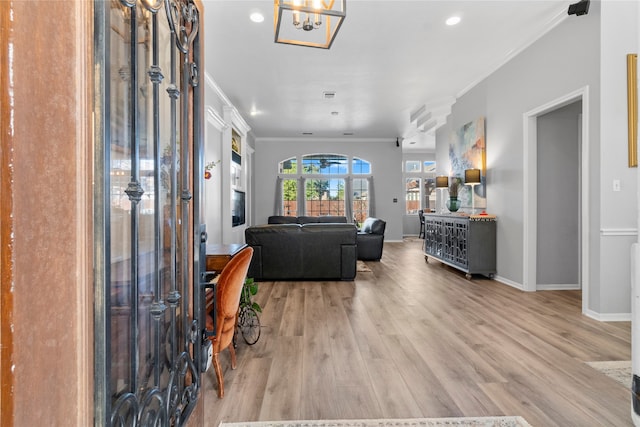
top-left (202, 0), bottom-right (570, 151)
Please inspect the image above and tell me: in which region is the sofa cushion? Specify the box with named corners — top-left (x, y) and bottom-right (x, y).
top-left (268, 215), bottom-right (348, 224)
top-left (298, 215), bottom-right (347, 224)
top-left (297, 216), bottom-right (319, 224)
top-left (315, 215), bottom-right (348, 223)
top-left (300, 223), bottom-right (357, 278)
top-left (245, 224), bottom-right (304, 279)
top-left (268, 216), bottom-right (299, 224)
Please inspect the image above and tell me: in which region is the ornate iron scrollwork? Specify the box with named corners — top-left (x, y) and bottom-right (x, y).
top-left (125, 181), bottom-right (145, 202)
top-left (142, 0), bottom-right (164, 12)
top-left (165, 0), bottom-right (199, 54)
top-left (97, 0), bottom-right (202, 425)
top-left (165, 352), bottom-right (199, 424)
top-left (189, 62), bottom-right (198, 87)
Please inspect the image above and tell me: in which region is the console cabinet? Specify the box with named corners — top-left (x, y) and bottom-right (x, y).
top-left (423, 213), bottom-right (496, 279)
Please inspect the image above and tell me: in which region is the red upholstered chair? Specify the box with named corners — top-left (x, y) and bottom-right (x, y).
top-left (206, 246), bottom-right (253, 398)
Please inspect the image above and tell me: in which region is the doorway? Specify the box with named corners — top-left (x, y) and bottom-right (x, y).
top-left (523, 87), bottom-right (589, 313)
top-left (536, 101), bottom-right (582, 290)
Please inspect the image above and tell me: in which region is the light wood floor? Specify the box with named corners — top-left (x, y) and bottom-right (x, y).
top-left (203, 238), bottom-right (632, 426)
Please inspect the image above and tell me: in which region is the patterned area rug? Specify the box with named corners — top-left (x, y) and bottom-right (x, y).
top-left (357, 260), bottom-right (372, 273)
top-left (220, 417), bottom-right (532, 427)
top-left (586, 360), bottom-right (632, 387)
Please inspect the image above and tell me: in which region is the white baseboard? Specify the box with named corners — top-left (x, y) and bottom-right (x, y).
top-left (494, 277), bottom-right (630, 321)
top-left (493, 275), bottom-right (528, 291)
top-left (537, 284), bottom-right (581, 291)
top-left (584, 308), bottom-right (631, 322)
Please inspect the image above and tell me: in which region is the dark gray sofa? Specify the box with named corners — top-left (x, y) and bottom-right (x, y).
top-left (357, 217), bottom-right (386, 261)
top-left (245, 222), bottom-right (357, 281)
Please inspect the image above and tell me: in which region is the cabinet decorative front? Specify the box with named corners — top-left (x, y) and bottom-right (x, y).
top-left (423, 214), bottom-right (496, 279)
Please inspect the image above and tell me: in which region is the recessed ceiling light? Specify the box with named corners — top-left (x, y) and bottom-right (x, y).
top-left (331, 111), bottom-right (339, 116)
top-left (250, 12), bottom-right (264, 23)
top-left (410, 141), bottom-right (416, 145)
top-left (446, 16), bottom-right (461, 26)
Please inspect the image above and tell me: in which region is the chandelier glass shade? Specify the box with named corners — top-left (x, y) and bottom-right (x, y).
top-left (274, 0), bottom-right (346, 49)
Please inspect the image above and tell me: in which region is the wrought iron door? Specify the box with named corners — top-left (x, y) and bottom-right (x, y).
top-left (94, 0), bottom-right (206, 425)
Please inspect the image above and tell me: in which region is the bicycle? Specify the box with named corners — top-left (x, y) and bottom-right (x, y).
top-left (236, 278), bottom-right (261, 345)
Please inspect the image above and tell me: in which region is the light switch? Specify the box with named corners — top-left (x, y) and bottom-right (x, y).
top-left (613, 179), bottom-right (621, 192)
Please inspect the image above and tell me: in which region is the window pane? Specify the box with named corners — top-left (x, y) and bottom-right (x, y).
top-left (424, 177), bottom-right (436, 211)
top-left (352, 178), bottom-right (369, 226)
top-left (423, 160), bottom-right (436, 174)
top-left (279, 157), bottom-right (297, 174)
top-left (283, 178), bottom-right (298, 216)
top-left (405, 160), bottom-right (421, 173)
top-left (352, 157), bottom-right (371, 174)
top-left (305, 178), bottom-right (345, 216)
top-left (302, 154), bottom-right (348, 175)
top-left (406, 178), bottom-right (420, 214)
top-left (424, 161), bottom-right (436, 211)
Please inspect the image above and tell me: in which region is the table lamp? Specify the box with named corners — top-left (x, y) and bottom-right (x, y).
top-left (464, 168), bottom-right (481, 213)
top-left (436, 175), bottom-right (449, 214)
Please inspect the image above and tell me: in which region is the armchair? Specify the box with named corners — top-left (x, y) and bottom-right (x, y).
top-left (357, 217), bottom-right (386, 261)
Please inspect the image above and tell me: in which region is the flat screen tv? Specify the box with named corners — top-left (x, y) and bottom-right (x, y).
top-left (232, 190), bottom-right (245, 227)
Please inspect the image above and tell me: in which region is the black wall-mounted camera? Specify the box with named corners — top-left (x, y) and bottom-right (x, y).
top-left (568, 0), bottom-right (590, 16)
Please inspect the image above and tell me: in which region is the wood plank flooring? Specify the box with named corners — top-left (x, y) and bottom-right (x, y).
top-left (203, 238), bottom-right (632, 426)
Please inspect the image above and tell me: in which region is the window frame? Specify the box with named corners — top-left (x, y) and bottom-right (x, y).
top-left (277, 154), bottom-right (372, 221)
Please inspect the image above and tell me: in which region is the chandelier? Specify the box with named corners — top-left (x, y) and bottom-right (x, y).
top-left (274, 0), bottom-right (346, 49)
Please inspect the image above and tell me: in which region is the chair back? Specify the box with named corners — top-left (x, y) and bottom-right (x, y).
top-left (212, 246), bottom-right (254, 352)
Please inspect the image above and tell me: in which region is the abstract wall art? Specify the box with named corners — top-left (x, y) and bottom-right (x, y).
top-left (449, 117), bottom-right (486, 210)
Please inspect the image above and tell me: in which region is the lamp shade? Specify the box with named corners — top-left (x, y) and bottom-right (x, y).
top-left (435, 176), bottom-right (449, 188)
top-left (464, 168), bottom-right (481, 184)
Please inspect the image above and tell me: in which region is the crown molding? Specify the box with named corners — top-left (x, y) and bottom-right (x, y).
top-left (204, 71), bottom-right (251, 135)
top-left (206, 106), bottom-right (228, 131)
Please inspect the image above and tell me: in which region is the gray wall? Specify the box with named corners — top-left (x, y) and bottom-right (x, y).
top-left (436, 1), bottom-right (639, 318)
top-left (252, 138), bottom-right (405, 241)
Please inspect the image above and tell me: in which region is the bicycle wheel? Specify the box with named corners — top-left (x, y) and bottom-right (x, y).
top-left (238, 305), bottom-right (261, 345)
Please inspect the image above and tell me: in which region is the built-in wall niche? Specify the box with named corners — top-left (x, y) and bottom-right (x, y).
top-left (230, 128), bottom-right (242, 188)
top-left (231, 129), bottom-right (241, 165)
top-left (231, 163), bottom-right (241, 187)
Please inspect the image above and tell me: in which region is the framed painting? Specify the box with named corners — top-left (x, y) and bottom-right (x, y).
top-left (449, 117), bottom-right (486, 210)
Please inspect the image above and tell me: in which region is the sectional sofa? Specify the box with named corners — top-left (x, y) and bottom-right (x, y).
top-left (245, 221), bottom-right (357, 281)
top-left (244, 215), bottom-right (387, 281)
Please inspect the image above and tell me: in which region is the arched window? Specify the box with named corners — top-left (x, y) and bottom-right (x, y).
top-left (276, 154), bottom-right (372, 224)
